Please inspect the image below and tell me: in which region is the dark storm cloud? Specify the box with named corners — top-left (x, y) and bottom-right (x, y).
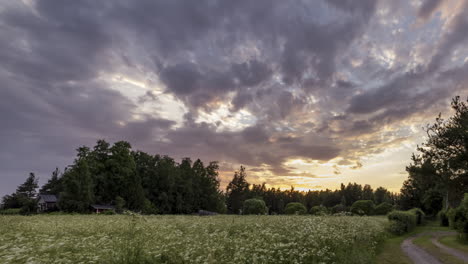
top-left (418, 0), bottom-right (444, 20)
top-left (1, 0), bottom-right (468, 195)
top-left (347, 2), bottom-right (468, 126)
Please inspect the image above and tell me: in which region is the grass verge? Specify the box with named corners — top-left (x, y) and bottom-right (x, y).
top-left (438, 235), bottom-right (468, 253)
top-left (413, 235), bottom-right (464, 264)
top-left (375, 221), bottom-right (450, 264)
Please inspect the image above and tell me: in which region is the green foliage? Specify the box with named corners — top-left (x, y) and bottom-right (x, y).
top-left (331, 204), bottom-right (347, 214)
top-left (0, 215), bottom-right (388, 263)
top-left (408, 208), bottom-right (425, 225)
top-left (447, 194), bottom-right (468, 242)
top-left (59, 159), bottom-right (94, 213)
top-left (1, 173), bottom-right (39, 214)
top-left (115, 196), bottom-right (126, 214)
top-left (0, 208), bottom-right (21, 215)
top-left (438, 209), bottom-right (449, 226)
top-left (141, 199), bottom-right (158, 215)
top-left (309, 205), bottom-right (327, 215)
top-left (387, 210), bottom-right (417, 235)
top-left (39, 168), bottom-right (63, 195)
top-left (350, 200), bottom-right (375, 216)
top-left (400, 97), bottom-right (468, 214)
top-left (374, 202), bottom-right (393, 215)
top-left (226, 166), bottom-right (250, 214)
top-left (242, 198), bottom-right (268, 215)
top-left (102, 210), bottom-right (115, 215)
top-left (283, 202), bottom-right (306, 215)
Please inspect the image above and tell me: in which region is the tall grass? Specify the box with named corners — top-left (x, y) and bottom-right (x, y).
top-left (0, 215), bottom-right (388, 263)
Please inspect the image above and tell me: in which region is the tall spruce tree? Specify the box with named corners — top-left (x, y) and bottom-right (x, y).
top-left (226, 166), bottom-right (250, 214)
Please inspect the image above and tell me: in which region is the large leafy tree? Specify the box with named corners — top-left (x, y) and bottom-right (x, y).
top-left (59, 157), bottom-right (94, 213)
top-left (401, 96), bottom-right (468, 212)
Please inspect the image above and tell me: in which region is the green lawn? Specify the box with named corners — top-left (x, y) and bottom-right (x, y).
top-left (438, 235), bottom-right (468, 253)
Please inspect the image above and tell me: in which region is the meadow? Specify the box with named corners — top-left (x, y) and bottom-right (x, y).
top-left (0, 214), bottom-right (388, 264)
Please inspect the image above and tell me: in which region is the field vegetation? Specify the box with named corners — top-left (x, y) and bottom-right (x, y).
top-left (0, 214), bottom-right (388, 264)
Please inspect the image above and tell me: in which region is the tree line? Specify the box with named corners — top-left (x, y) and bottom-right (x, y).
top-left (1, 140), bottom-right (398, 214)
top-left (2, 96), bottom-right (466, 216)
top-left (2, 140), bottom-right (398, 214)
top-left (2, 140), bottom-right (225, 214)
top-left (225, 166), bottom-right (398, 214)
top-left (399, 96), bottom-right (468, 216)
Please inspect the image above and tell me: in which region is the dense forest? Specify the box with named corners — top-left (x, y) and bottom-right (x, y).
top-left (1, 97), bottom-right (467, 217)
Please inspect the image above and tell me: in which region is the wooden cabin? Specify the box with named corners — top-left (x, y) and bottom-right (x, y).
top-left (38, 194), bottom-right (58, 212)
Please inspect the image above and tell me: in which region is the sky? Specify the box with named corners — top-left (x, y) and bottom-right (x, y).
top-left (1, 0), bottom-right (468, 197)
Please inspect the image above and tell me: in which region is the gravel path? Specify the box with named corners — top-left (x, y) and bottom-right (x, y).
top-left (401, 235), bottom-right (442, 264)
top-left (401, 231), bottom-right (468, 264)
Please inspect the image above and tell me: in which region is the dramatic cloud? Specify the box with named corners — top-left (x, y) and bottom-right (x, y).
top-left (1, 0), bottom-right (467, 195)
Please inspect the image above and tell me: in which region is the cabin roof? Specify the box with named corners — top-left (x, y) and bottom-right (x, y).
top-left (90, 204), bottom-right (115, 210)
top-left (38, 194), bottom-right (57, 203)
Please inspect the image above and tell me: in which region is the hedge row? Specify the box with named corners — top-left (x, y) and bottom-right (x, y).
top-left (438, 193), bottom-right (468, 242)
top-left (0, 208), bottom-right (22, 215)
top-left (241, 199), bottom-right (394, 216)
top-left (387, 208), bottom-right (425, 235)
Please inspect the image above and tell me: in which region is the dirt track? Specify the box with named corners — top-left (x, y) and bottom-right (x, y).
top-left (401, 231), bottom-right (468, 264)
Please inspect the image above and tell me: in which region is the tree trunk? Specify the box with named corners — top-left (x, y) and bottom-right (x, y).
top-left (444, 189), bottom-right (449, 210)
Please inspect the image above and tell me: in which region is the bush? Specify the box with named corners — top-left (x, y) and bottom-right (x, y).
top-left (331, 204), bottom-right (347, 214)
top-left (102, 210), bottom-right (116, 215)
top-left (448, 195), bottom-right (468, 242)
top-left (242, 199), bottom-right (267, 215)
top-left (309, 205), bottom-right (327, 216)
top-left (408, 208), bottom-right (425, 225)
top-left (438, 210), bottom-right (449, 227)
top-left (350, 200), bottom-right (375, 216)
top-left (374, 202), bottom-right (393, 215)
top-left (284, 202), bottom-right (307, 215)
top-left (387, 210), bottom-right (417, 235)
top-left (141, 199), bottom-right (158, 215)
top-left (0, 208), bottom-right (21, 215)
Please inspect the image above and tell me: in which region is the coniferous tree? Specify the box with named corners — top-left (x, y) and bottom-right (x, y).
top-left (40, 168), bottom-right (63, 195)
top-left (226, 166), bottom-right (250, 214)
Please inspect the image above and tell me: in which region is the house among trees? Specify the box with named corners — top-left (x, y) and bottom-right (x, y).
top-left (91, 204), bottom-right (115, 214)
top-left (37, 194), bottom-right (58, 212)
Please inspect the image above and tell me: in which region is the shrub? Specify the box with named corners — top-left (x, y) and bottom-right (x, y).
top-left (448, 194), bottom-right (468, 242)
top-left (437, 210), bottom-right (449, 227)
top-left (141, 199), bottom-right (158, 215)
top-left (242, 199), bottom-right (267, 215)
top-left (115, 196), bottom-right (126, 214)
top-left (408, 208), bottom-right (425, 225)
top-left (374, 202), bottom-right (393, 215)
top-left (0, 208), bottom-right (21, 215)
top-left (447, 207), bottom-right (466, 229)
top-left (309, 205), bottom-right (327, 216)
top-left (350, 200), bottom-right (375, 216)
top-left (284, 202), bottom-right (307, 215)
top-left (331, 204), bottom-right (347, 214)
top-left (102, 210), bottom-right (116, 215)
top-left (387, 210), bottom-right (417, 235)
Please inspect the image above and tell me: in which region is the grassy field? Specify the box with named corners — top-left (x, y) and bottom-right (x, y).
top-left (0, 214), bottom-right (388, 264)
